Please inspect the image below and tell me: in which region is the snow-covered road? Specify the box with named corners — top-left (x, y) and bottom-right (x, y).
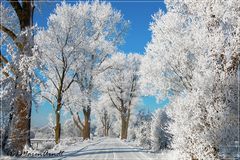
top-left (2, 138), bottom-right (169, 160)
top-left (57, 138), bottom-right (153, 160)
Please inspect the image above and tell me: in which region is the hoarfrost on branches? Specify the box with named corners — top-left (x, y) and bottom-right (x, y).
top-left (36, 0), bottom-right (129, 142)
top-left (100, 52), bottom-right (142, 139)
top-left (140, 0), bottom-right (239, 159)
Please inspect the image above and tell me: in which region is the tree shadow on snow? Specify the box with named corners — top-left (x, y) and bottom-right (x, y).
top-left (56, 147), bottom-right (149, 159)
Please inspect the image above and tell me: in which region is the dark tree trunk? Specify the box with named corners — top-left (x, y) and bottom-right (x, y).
top-left (120, 109), bottom-right (130, 140)
top-left (27, 96), bottom-right (32, 147)
top-left (100, 109), bottom-right (111, 137)
top-left (55, 110), bottom-right (61, 144)
top-left (103, 126), bottom-right (108, 137)
top-left (120, 117), bottom-right (128, 140)
top-left (102, 118), bottom-right (110, 137)
top-left (105, 127), bottom-right (109, 137)
top-left (55, 94), bottom-right (62, 144)
top-left (83, 107), bottom-right (91, 140)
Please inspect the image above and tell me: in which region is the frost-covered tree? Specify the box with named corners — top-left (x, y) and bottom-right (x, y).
top-left (168, 50), bottom-right (239, 159)
top-left (48, 1), bottom-right (129, 140)
top-left (94, 95), bottom-right (117, 137)
top-left (98, 108), bottom-right (113, 137)
top-left (140, 6), bottom-right (195, 100)
top-left (0, 0), bottom-right (38, 154)
top-left (102, 53), bottom-right (141, 139)
top-left (129, 108), bottom-right (172, 151)
top-left (141, 0), bottom-right (239, 159)
top-left (35, 2), bottom-right (86, 144)
top-left (151, 108), bottom-right (172, 152)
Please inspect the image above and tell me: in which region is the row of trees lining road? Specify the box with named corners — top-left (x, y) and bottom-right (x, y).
top-left (62, 52), bottom-right (141, 140)
top-left (140, 0), bottom-right (239, 159)
top-left (36, 1), bottom-right (129, 143)
top-left (0, 0), bottom-right (135, 155)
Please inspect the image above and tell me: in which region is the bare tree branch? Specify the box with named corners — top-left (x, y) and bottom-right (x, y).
top-left (8, 0), bottom-right (23, 19)
top-left (63, 72), bottom-right (77, 92)
top-left (0, 24), bottom-right (23, 49)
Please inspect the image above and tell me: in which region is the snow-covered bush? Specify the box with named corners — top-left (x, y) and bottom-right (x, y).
top-left (33, 126), bottom-right (54, 140)
top-left (38, 142), bottom-right (55, 152)
top-left (129, 110), bottom-right (152, 149)
top-left (136, 120), bottom-right (152, 149)
top-left (129, 108), bottom-right (172, 151)
top-left (151, 108), bottom-right (172, 152)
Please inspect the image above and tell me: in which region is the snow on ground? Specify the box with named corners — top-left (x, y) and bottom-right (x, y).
top-left (56, 137), bottom-right (153, 160)
top-left (124, 140), bottom-right (178, 160)
top-left (0, 137), bottom-right (176, 160)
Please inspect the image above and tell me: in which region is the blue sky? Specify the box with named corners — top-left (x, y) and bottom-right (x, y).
top-left (32, 0), bottom-right (167, 127)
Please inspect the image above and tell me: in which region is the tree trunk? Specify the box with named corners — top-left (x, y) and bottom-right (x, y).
top-left (106, 127), bottom-right (109, 137)
top-left (2, 107), bottom-right (13, 152)
top-left (2, 81), bottom-right (32, 155)
top-left (103, 128), bottom-right (106, 137)
top-left (26, 99), bottom-right (32, 147)
top-left (120, 109), bottom-right (131, 140)
top-left (3, 93), bottom-right (31, 154)
top-left (2, 1), bottom-right (34, 155)
top-left (55, 94), bottom-right (62, 144)
top-left (120, 117), bottom-right (128, 139)
top-left (55, 110), bottom-right (61, 144)
top-left (83, 107), bottom-right (91, 140)
top-left (103, 123), bottom-right (110, 137)
top-left (103, 126), bottom-right (108, 137)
